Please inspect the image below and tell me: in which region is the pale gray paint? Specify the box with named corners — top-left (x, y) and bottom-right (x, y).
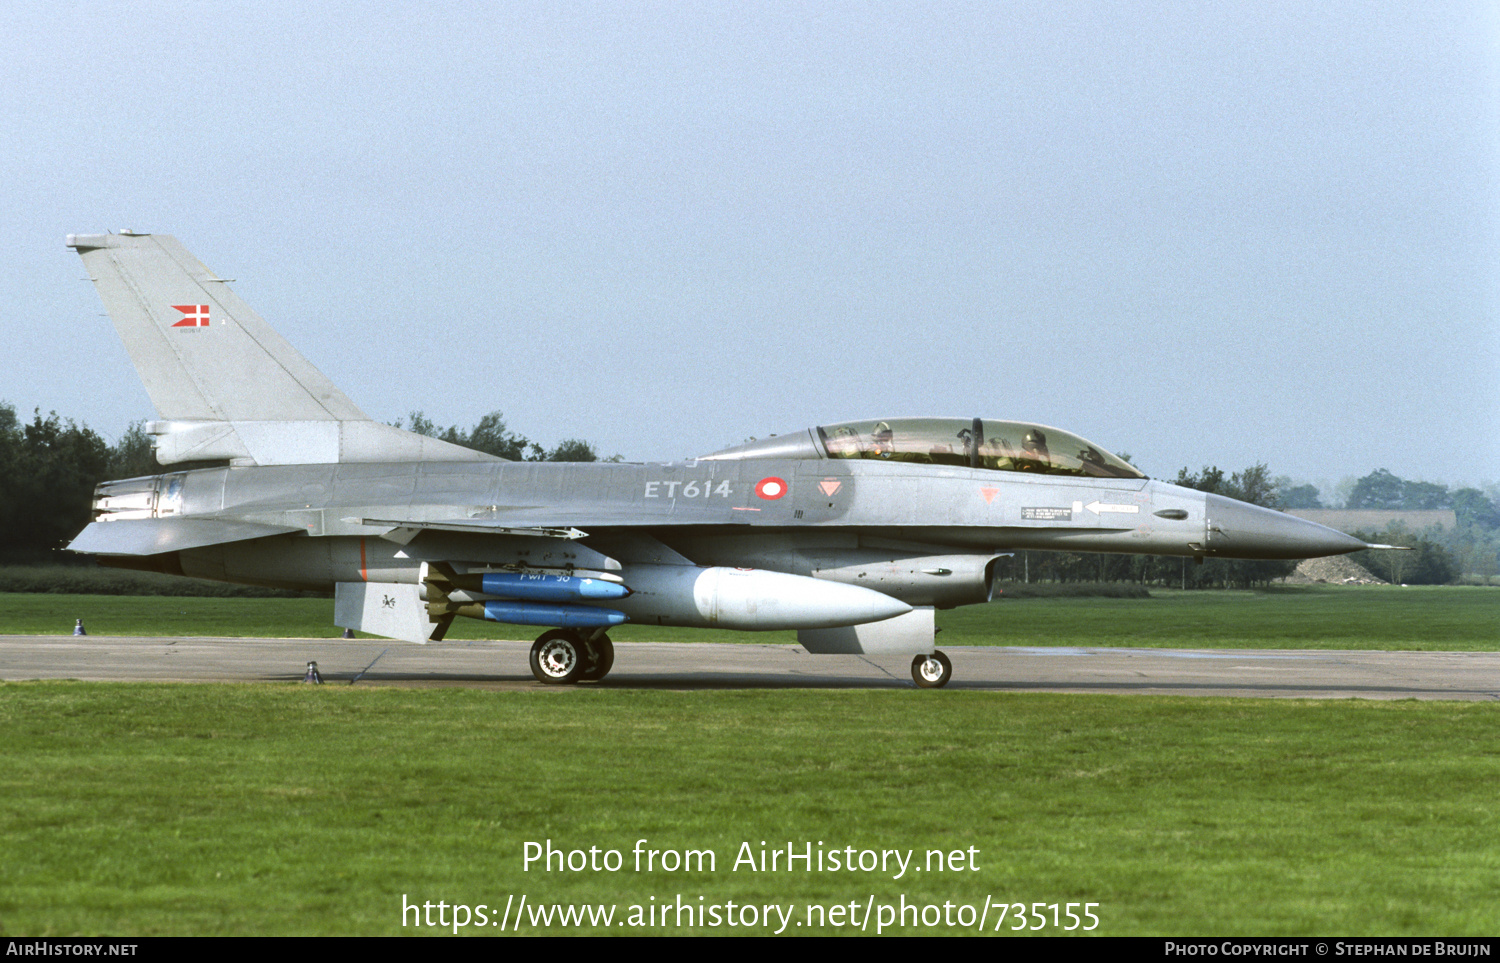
top-left (62, 233), bottom-right (1379, 686)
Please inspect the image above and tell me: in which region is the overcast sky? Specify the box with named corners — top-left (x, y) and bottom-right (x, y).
top-left (3, 2), bottom-right (1496, 496)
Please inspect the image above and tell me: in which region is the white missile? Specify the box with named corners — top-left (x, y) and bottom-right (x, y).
top-left (613, 564), bottom-right (912, 630)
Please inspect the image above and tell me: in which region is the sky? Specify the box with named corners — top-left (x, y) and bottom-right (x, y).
top-left (3, 1), bottom-right (1496, 496)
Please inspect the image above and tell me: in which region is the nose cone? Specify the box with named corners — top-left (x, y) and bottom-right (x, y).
top-left (1203, 494), bottom-right (1368, 559)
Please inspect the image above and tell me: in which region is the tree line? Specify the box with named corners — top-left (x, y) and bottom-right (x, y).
top-left (392, 411), bottom-right (611, 463)
top-left (1318, 467), bottom-right (1498, 585)
top-left (1281, 466), bottom-right (1500, 529)
top-left (0, 406), bottom-right (153, 562)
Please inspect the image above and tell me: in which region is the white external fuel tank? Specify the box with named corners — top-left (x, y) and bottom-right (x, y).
top-left (613, 564), bottom-right (911, 630)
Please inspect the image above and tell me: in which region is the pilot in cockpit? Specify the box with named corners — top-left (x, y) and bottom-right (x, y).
top-left (1017, 429), bottom-right (1050, 472)
top-left (825, 425), bottom-right (862, 458)
top-left (956, 427), bottom-right (976, 460)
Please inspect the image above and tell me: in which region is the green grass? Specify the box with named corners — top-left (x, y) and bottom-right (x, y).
top-left (4, 587), bottom-right (1496, 935)
top-left (2, 683), bottom-right (1499, 936)
top-left (0, 564), bottom-right (323, 598)
top-left (1, 594), bottom-right (345, 639)
top-left (5, 585), bottom-right (1496, 651)
top-left (938, 585), bottom-right (1500, 650)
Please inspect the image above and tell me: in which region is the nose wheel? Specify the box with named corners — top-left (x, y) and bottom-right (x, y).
top-left (911, 651), bottom-right (952, 689)
top-left (529, 629), bottom-right (615, 685)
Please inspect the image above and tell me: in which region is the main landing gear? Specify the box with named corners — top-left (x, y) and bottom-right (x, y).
top-left (529, 629), bottom-right (615, 685)
top-left (911, 650), bottom-right (952, 689)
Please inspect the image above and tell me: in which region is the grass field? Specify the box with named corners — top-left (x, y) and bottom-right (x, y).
top-left (3, 683), bottom-right (1500, 936)
top-left (2, 586), bottom-right (1497, 936)
top-left (5, 584), bottom-right (1496, 651)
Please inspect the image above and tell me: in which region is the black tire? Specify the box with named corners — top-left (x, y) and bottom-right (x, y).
top-left (579, 633), bottom-right (615, 682)
top-left (530, 629), bottom-right (584, 685)
top-left (911, 650), bottom-right (952, 689)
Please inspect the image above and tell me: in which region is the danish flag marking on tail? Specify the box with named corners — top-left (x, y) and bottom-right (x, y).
top-left (171, 304), bottom-right (210, 328)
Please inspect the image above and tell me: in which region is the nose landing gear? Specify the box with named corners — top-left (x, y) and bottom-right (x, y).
top-left (911, 651), bottom-right (952, 689)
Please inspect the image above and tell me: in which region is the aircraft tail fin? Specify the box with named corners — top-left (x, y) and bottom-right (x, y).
top-left (68, 232), bottom-right (495, 467)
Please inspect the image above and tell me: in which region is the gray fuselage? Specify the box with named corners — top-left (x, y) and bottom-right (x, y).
top-left (93, 449), bottom-right (1362, 610)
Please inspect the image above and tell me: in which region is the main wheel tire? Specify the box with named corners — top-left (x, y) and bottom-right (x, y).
top-left (911, 650), bottom-right (952, 689)
top-left (530, 629), bottom-right (584, 685)
top-left (579, 633), bottom-right (615, 682)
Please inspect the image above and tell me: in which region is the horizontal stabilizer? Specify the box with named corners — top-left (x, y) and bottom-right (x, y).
top-left (67, 518), bottom-right (302, 556)
top-left (798, 606), bottom-right (935, 655)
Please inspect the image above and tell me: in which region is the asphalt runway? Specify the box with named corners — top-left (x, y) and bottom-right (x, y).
top-left (3, 635), bottom-right (1499, 699)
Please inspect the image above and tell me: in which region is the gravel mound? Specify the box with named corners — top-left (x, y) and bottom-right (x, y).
top-left (1283, 555), bottom-right (1386, 585)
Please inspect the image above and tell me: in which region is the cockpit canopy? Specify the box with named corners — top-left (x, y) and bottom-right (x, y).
top-left (702, 417), bottom-right (1143, 479)
top-left (817, 418), bottom-right (1142, 479)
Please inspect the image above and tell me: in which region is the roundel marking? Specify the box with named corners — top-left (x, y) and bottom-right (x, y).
top-left (755, 476), bottom-right (788, 500)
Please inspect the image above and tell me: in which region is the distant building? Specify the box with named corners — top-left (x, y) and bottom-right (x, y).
top-left (1286, 509), bottom-right (1456, 534)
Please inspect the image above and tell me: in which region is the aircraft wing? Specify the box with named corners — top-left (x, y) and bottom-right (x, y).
top-left (358, 511), bottom-right (729, 534)
top-left (356, 516), bottom-right (700, 566)
top-left (68, 518), bottom-right (304, 556)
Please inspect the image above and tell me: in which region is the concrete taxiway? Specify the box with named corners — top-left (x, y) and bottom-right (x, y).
top-left (3, 635), bottom-right (1499, 700)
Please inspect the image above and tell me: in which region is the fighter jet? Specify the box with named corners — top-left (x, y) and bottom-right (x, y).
top-left (64, 232), bottom-right (1374, 688)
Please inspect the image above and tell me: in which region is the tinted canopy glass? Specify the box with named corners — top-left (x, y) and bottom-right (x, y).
top-left (817, 418), bottom-right (1143, 479)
